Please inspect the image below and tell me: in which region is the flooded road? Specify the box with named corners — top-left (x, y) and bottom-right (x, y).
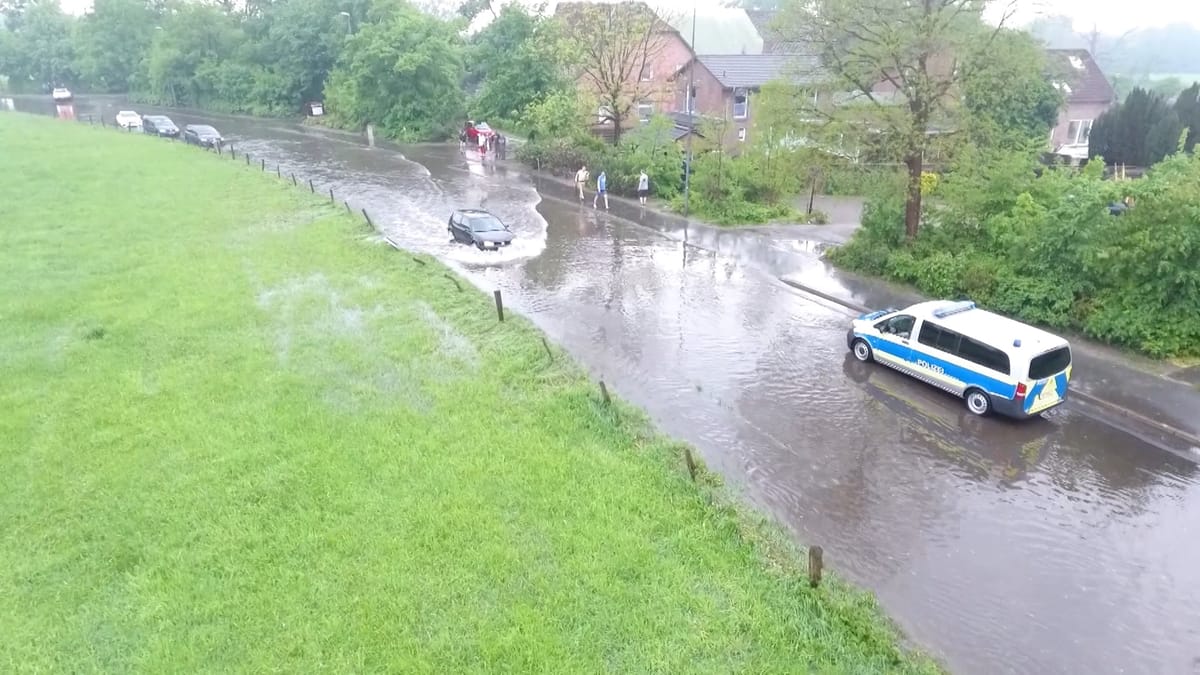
top-left (21, 97), bottom-right (1200, 674)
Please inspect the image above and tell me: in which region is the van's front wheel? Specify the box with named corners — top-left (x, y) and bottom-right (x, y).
top-left (965, 388), bottom-right (992, 416)
top-left (851, 339), bottom-right (873, 363)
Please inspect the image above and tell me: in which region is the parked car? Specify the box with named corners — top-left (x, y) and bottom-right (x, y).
top-left (142, 115), bottom-right (180, 138)
top-left (448, 209), bottom-right (515, 250)
top-left (115, 110), bottom-right (142, 130)
top-left (51, 87), bottom-right (72, 102)
top-left (183, 124), bottom-right (223, 148)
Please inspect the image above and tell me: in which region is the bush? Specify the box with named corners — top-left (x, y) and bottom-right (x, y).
top-left (831, 148), bottom-right (1200, 358)
top-left (822, 165), bottom-right (905, 196)
top-left (671, 150), bottom-right (802, 226)
top-left (514, 110), bottom-right (682, 199)
top-left (516, 136), bottom-right (601, 177)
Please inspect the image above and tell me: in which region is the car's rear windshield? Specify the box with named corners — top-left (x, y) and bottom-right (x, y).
top-left (1028, 346), bottom-right (1072, 380)
top-left (468, 216), bottom-right (504, 232)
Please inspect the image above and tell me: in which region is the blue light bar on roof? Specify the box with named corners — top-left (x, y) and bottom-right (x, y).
top-left (932, 300), bottom-right (976, 318)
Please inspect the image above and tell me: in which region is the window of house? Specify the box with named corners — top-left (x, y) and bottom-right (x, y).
top-left (640, 66), bottom-right (653, 81)
top-left (686, 85), bottom-right (697, 113)
top-left (597, 106), bottom-right (614, 124)
top-left (1067, 119), bottom-right (1092, 145)
top-left (737, 127), bottom-right (747, 142)
top-left (732, 88), bottom-right (748, 119)
top-left (638, 102), bottom-right (654, 123)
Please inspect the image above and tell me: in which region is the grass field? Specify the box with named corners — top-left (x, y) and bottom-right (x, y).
top-left (0, 113), bottom-right (940, 673)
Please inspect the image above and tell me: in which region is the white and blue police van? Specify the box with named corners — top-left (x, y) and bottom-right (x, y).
top-left (846, 300), bottom-right (1073, 418)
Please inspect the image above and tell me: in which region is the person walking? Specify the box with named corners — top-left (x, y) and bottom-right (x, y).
top-left (637, 170), bottom-right (649, 205)
top-left (574, 165), bottom-right (589, 201)
top-left (593, 170), bottom-right (609, 210)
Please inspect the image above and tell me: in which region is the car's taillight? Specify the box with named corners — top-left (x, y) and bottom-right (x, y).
top-left (1016, 382), bottom-right (1028, 398)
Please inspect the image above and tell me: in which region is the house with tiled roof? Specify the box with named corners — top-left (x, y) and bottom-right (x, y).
top-left (1045, 49), bottom-right (1116, 161)
top-left (671, 53), bottom-right (825, 146)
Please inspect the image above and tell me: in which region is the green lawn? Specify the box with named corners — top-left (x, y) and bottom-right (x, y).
top-left (0, 113), bottom-right (940, 673)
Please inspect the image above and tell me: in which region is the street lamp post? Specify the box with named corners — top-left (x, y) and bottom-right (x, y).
top-left (339, 11), bottom-right (354, 34)
top-left (682, 8), bottom-right (696, 219)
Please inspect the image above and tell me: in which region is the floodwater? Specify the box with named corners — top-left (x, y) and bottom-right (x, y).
top-left (16, 97), bottom-right (1200, 674)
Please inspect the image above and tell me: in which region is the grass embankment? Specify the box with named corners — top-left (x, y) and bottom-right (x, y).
top-left (0, 113), bottom-right (939, 673)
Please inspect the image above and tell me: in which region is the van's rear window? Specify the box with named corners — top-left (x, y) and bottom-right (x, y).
top-left (1029, 346), bottom-right (1071, 380)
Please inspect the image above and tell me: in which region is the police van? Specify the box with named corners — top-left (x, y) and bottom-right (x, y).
top-left (846, 300), bottom-right (1073, 418)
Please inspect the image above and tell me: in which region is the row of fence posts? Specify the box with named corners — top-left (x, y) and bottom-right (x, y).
top-left (77, 109), bottom-right (827, 587)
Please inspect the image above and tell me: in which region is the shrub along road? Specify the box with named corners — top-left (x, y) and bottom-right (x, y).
top-left (0, 114), bottom-right (939, 672)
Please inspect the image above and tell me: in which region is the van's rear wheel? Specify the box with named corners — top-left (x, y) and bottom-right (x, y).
top-left (851, 339), bottom-right (873, 363)
top-left (965, 389), bottom-right (992, 416)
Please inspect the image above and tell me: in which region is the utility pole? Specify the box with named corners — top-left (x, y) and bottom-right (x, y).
top-left (682, 7), bottom-right (696, 219)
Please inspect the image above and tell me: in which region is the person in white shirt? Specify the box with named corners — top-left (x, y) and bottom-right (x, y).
top-left (574, 165), bottom-right (589, 201)
top-left (637, 170), bottom-right (649, 205)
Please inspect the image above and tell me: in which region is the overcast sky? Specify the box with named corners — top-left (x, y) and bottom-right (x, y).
top-left (57, 0), bottom-right (1198, 35)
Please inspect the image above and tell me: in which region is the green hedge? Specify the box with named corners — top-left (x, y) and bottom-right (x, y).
top-left (830, 151), bottom-right (1200, 357)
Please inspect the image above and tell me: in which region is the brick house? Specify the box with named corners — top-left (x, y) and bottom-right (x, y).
top-left (557, 3), bottom-right (769, 140)
top-left (555, 2), bottom-right (694, 138)
top-left (1045, 49), bottom-right (1116, 162)
top-left (671, 53), bottom-right (824, 147)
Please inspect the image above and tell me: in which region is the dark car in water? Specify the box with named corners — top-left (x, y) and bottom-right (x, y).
top-left (448, 209), bottom-right (514, 250)
top-left (183, 124), bottom-right (223, 148)
top-left (142, 115), bottom-right (179, 138)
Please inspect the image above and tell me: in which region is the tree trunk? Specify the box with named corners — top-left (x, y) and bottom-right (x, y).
top-left (904, 153), bottom-right (923, 239)
top-left (612, 118), bottom-right (623, 146)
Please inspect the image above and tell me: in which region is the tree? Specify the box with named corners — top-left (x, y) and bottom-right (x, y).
top-left (74, 0), bottom-right (160, 92)
top-left (774, 0), bottom-right (1011, 239)
top-left (961, 28), bottom-right (1062, 150)
top-left (250, 0), bottom-right (361, 111)
top-left (1175, 82), bottom-right (1200, 154)
top-left (323, 1), bottom-right (466, 141)
top-left (467, 4), bottom-right (568, 125)
top-left (0, 0), bottom-right (76, 91)
top-left (1089, 87), bottom-right (1183, 166)
top-left (556, 2), bottom-right (671, 145)
top-left (139, 4), bottom-right (242, 107)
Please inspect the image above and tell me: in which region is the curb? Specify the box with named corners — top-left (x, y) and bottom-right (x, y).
top-left (778, 277), bottom-right (1200, 452)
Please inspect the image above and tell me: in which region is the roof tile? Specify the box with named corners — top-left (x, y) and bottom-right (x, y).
top-left (695, 54), bottom-right (822, 89)
top-left (1045, 49), bottom-right (1115, 104)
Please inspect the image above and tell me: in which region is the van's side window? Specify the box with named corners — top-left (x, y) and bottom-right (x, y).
top-left (936, 328), bottom-right (962, 353)
top-left (876, 314), bottom-right (915, 338)
top-left (956, 337), bottom-right (1012, 375)
top-left (916, 321), bottom-right (974, 360)
top-left (920, 322), bottom-right (962, 353)
top-left (918, 322), bottom-right (940, 348)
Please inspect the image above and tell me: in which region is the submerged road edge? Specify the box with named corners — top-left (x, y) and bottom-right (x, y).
top-left (779, 277), bottom-right (1200, 454)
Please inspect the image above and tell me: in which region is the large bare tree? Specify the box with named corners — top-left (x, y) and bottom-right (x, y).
top-left (556, 2), bottom-right (672, 145)
top-left (775, 0), bottom-right (1015, 238)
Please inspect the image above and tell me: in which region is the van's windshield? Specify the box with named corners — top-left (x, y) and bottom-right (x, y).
top-left (1028, 346), bottom-right (1071, 380)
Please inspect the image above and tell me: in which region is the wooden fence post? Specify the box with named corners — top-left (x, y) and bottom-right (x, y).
top-left (808, 546), bottom-right (824, 588)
